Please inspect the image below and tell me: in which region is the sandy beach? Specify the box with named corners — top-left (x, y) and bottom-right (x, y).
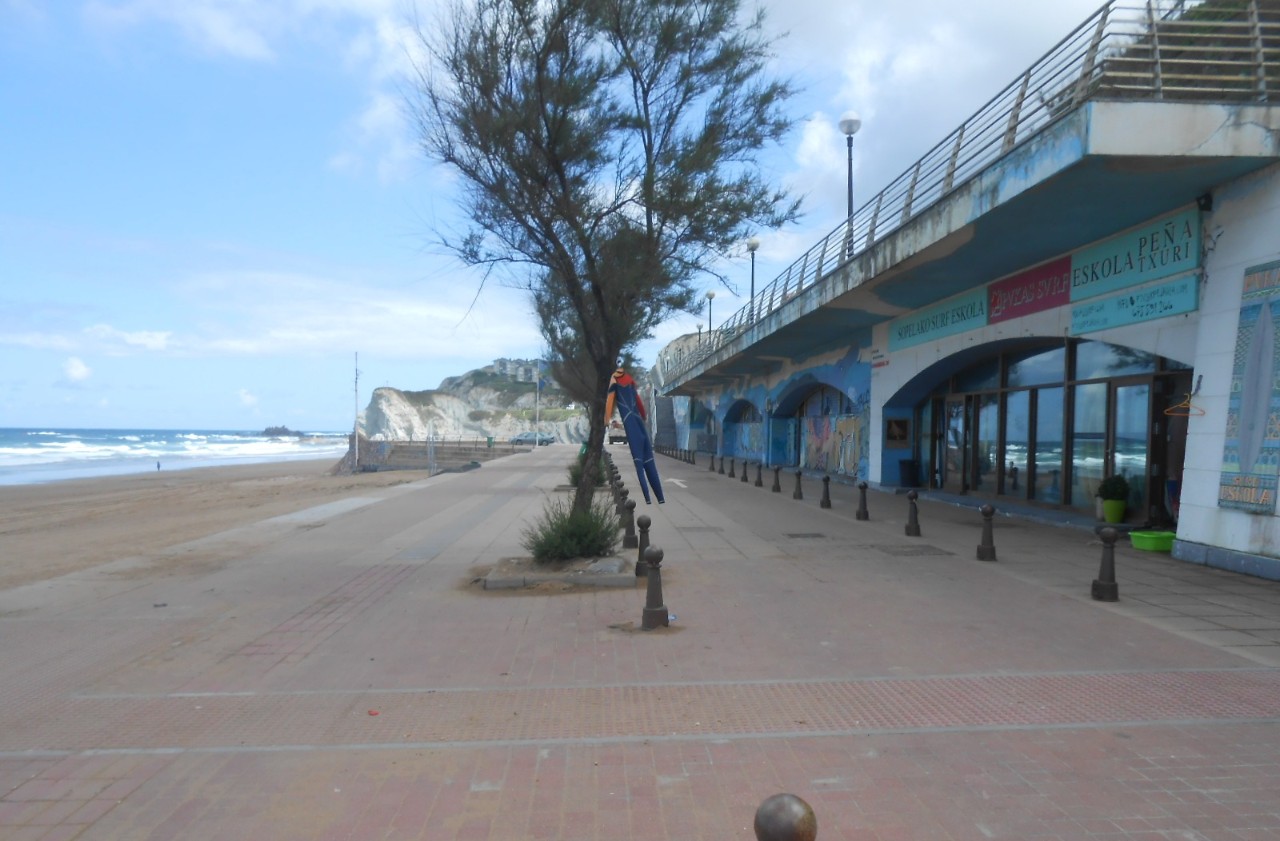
top-left (0, 459), bottom-right (432, 592)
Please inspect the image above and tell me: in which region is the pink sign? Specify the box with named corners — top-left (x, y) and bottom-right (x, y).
top-left (987, 256), bottom-right (1071, 324)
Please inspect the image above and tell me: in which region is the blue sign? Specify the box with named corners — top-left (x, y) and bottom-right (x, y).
top-left (1070, 274), bottom-right (1199, 335)
top-left (889, 288), bottom-right (988, 351)
top-left (1070, 207), bottom-right (1200, 302)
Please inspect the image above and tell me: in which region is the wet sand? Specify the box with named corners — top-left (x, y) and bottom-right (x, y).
top-left (0, 460), bottom-right (432, 592)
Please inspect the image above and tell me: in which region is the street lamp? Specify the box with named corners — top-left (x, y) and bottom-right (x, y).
top-left (838, 110), bottom-right (861, 219)
top-left (746, 237), bottom-right (759, 321)
top-left (705, 290), bottom-right (715, 338)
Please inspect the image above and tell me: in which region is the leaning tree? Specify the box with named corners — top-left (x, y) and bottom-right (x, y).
top-left (409, 0), bottom-right (799, 509)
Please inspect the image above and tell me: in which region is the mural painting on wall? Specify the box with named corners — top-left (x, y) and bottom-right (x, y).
top-left (801, 411), bottom-right (868, 478)
top-left (1220, 259), bottom-right (1280, 514)
top-left (730, 422), bottom-right (764, 458)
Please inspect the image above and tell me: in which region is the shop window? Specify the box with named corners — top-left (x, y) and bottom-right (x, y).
top-left (1007, 346), bottom-right (1066, 387)
top-left (1075, 342), bottom-right (1156, 380)
top-left (955, 359), bottom-right (1000, 391)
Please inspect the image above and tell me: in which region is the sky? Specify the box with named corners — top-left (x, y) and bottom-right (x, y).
top-left (0, 0), bottom-right (1106, 432)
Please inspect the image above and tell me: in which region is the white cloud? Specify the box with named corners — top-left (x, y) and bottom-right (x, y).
top-left (84, 324), bottom-right (173, 352)
top-left (238, 388), bottom-right (259, 407)
top-left (62, 356), bottom-right (92, 382)
top-left (83, 0), bottom-right (277, 60)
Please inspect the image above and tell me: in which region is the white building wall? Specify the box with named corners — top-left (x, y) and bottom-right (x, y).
top-left (1179, 162), bottom-right (1280, 560)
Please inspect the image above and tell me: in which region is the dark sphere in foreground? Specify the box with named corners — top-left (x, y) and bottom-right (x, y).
top-left (754, 793), bottom-right (817, 841)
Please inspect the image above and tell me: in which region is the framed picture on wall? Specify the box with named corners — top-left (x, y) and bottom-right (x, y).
top-left (885, 418), bottom-right (910, 445)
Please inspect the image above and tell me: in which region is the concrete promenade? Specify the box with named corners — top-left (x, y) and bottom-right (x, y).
top-left (2, 445), bottom-right (1279, 840)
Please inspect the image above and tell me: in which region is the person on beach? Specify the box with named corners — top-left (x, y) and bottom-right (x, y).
top-left (604, 363), bottom-right (664, 504)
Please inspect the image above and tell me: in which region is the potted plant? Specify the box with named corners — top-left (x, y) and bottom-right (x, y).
top-left (1097, 473), bottom-right (1130, 523)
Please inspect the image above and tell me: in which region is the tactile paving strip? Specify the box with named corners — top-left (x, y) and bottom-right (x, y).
top-left (15, 668), bottom-right (1279, 752)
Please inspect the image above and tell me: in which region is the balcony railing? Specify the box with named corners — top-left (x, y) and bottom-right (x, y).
top-left (661, 0), bottom-right (1279, 387)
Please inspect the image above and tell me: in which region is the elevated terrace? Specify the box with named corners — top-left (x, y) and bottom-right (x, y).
top-left (660, 0), bottom-right (1280, 395)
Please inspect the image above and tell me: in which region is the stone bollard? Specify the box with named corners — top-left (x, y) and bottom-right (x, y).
top-left (856, 481), bottom-right (870, 521)
top-left (793, 470), bottom-right (803, 500)
top-left (640, 545), bottom-right (669, 629)
top-left (635, 514), bottom-right (651, 577)
top-left (977, 504), bottom-right (997, 561)
top-left (719, 455), bottom-right (725, 475)
top-left (754, 793), bottom-right (817, 841)
top-left (772, 466), bottom-right (782, 493)
top-left (728, 458), bottom-right (736, 479)
top-left (905, 489), bottom-right (922, 536)
top-left (741, 460), bottom-right (750, 483)
top-left (755, 462), bottom-right (764, 487)
top-left (623, 499), bottom-right (638, 549)
top-left (820, 475), bottom-right (832, 508)
top-left (1092, 527), bottom-right (1119, 601)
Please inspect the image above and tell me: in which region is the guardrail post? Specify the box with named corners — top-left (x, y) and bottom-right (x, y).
top-left (1092, 527), bottom-right (1119, 601)
top-left (905, 490), bottom-right (921, 537)
top-left (623, 499), bottom-right (637, 549)
top-left (754, 793), bottom-right (817, 841)
top-left (755, 462), bottom-right (764, 487)
top-left (772, 466), bottom-right (782, 493)
top-left (820, 475), bottom-right (832, 508)
top-left (856, 481), bottom-right (870, 520)
top-left (641, 546), bottom-right (668, 630)
top-left (793, 470), bottom-right (803, 500)
top-left (977, 504), bottom-right (996, 561)
top-left (635, 514), bottom-right (650, 577)
top-left (741, 460), bottom-right (750, 483)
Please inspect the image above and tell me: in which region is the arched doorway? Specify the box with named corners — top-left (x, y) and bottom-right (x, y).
top-left (898, 339), bottom-right (1190, 524)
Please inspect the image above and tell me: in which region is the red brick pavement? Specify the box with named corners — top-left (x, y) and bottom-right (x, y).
top-left (2, 447), bottom-right (1279, 840)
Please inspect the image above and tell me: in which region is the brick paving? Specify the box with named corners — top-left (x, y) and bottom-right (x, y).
top-left (1, 447), bottom-right (1279, 839)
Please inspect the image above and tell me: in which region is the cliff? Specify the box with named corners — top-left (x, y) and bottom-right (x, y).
top-left (362, 371), bottom-right (591, 443)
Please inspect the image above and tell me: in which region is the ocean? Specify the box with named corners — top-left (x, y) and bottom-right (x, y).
top-left (0, 428), bottom-right (351, 486)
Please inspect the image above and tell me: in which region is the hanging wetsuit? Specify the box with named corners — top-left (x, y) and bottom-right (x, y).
top-left (605, 367), bottom-right (665, 504)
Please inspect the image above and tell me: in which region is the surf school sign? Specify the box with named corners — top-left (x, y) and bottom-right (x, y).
top-left (1219, 260), bottom-right (1280, 514)
top-left (888, 289), bottom-right (988, 351)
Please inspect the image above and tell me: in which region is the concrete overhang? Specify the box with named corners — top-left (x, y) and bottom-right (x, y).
top-left (667, 99), bottom-right (1280, 397)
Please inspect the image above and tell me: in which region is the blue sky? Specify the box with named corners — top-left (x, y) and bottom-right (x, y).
top-left (1, 0), bottom-right (1102, 431)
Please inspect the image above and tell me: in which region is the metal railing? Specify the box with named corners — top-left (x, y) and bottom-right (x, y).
top-left (662, 0), bottom-right (1279, 386)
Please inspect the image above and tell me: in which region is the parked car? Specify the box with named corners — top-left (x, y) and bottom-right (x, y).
top-left (511, 431), bottom-right (554, 446)
top-left (607, 420), bottom-right (627, 445)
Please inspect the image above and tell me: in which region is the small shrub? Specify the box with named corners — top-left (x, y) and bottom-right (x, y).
top-left (522, 494), bottom-right (620, 564)
top-left (567, 452), bottom-right (606, 487)
top-left (1097, 473), bottom-right (1130, 501)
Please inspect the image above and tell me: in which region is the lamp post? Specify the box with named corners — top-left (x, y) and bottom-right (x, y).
top-left (746, 237), bottom-right (759, 321)
top-left (705, 290), bottom-right (715, 339)
top-left (838, 111), bottom-right (861, 219)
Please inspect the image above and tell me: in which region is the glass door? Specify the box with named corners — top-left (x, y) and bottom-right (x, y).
top-left (1113, 382), bottom-right (1150, 520)
top-left (943, 397), bottom-right (968, 493)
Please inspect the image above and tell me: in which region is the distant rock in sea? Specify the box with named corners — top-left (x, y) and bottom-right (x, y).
top-left (261, 426), bottom-right (304, 438)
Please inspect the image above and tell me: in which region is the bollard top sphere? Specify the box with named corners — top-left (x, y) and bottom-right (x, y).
top-left (754, 793), bottom-right (817, 841)
top-left (980, 503), bottom-right (995, 517)
top-left (637, 514), bottom-right (651, 529)
top-left (1099, 526), bottom-right (1118, 544)
top-left (624, 499), bottom-right (636, 511)
top-left (907, 490), bottom-right (918, 501)
top-left (858, 481), bottom-right (867, 490)
top-left (643, 545), bottom-right (664, 568)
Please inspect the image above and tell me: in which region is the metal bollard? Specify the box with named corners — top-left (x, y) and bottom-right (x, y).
top-left (905, 489), bottom-right (921, 536)
top-left (772, 466), bottom-right (782, 493)
top-left (755, 462), bottom-right (764, 487)
top-left (856, 480), bottom-right (870, 520)
top-left (754, 793), bottom-right (817, 841)
top-left (793, 470), bottom-right (803, 500)
top-left (728, 458), bottom-right (736, 479)
top-left (617, 487), bottom-right (629, 515)
top-left (977, 504), bottom-right (997, 561)
top-left (719, 455), bottom-right (725, 475)
top-left (709, 452), bottom-right (716, 471)
top-left (820, 475), bottom-right (832, 508)
top-left (640, 546), bottom-right (669, 630)
top-left (1092, 527), bottom-right (1119, 601)
top-left (741, 460), bottom-right (750, 482)
top-left (623, 499), bottom-right (637, 549)
top-left (635, 514), bottom-right (650, 577)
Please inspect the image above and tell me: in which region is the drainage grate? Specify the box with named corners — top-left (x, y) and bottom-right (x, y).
top-left (786, 532), bottom-right (826, 539)
top-left (872, 544), bottom-right (954, 557)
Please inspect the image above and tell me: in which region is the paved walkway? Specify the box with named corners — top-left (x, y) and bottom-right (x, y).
top-left (1, 445), bottom-right (1278, 840)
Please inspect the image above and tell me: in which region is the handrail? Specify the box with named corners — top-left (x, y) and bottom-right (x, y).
top-left (660, 0), bottom-right (1279, 386)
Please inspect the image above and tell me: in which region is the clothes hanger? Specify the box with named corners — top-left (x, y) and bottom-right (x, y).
top-left (1164, 374), bottom-right (1204, 417)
